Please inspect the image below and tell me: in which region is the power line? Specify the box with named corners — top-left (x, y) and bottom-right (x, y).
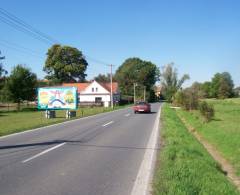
top-left (0, 39), bottom-right (42, 56)
top-left (0, 7), bottom-right (57, 45)
top-left (0, 42), bottom-right (43, 58)
top-left (84, 55), bottom-right (112, 66)
top-left (0, 7), bottom-right (117, 69)
top-left (0, 8), bottom-right (59, 43)
top-left (0, 15), bottom-right (52, 45)
top-left (0, 8), bottom-right (59, 44)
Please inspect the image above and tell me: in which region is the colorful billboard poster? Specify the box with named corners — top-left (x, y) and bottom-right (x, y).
top-left (37, 87), bottom-right (78, 110)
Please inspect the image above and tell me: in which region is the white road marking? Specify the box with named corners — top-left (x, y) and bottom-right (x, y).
top-left (125, 113), bottom-right (130, 117)
top-left (22, 142), bottom-right (66, 163)
top-left (131, 105), bottom-right (161, 195)
top-left (102, 121), bottom-right (114, 127)
top-left (0, 107), bottom-right (131, 140)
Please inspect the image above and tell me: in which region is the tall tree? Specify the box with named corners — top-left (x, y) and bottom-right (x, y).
top-left (5, 65), bottom-right (37, 110)
top-left (115, 58), bottom-right (159, 98)
top-left (43, 44), bottom-right (88, 83)
top-left (234, 86), bottom-right (240, 97)
top-left (189, 82), bottom-right (205, 98)
top-left (161, 63), bottom-right (190, 102)
top-left (201, 81), bottom-right (212, 98)
top-left (0, 51), bottom-right (8, 97)
top-left (0, 51), bottom-right (7, 78)
top-left (94, 73), bottom-right (114, 83)
top-left (211, 72), bottom-right (234, 99)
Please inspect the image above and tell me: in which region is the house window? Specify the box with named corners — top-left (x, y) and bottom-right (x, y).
top-left (96, 87), bottom-right (98, 92)
top-left (95, 97), bottom-right (102, 103)
top-left (92, 87), bottom-right (94, 92)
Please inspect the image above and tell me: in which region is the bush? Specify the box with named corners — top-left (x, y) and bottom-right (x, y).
top-left (173, 89), bottom-right (199, 110)
top-left (183, 89), bottom-right (199, 110)
top-left (173, 91), bottom-right (185, 106)
top-left (199, 101), bottom-right (215, 122)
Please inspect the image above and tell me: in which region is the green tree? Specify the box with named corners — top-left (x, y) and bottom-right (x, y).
top-left (0, 51), bottom-right (8, 101)
top-left (189, 82), bottom-right (204, 98)
top-left (115, 58), bottom-right (159, 100)
top-left (43, 44), bottom-right (88, 83)
top-left (234, 86), bottom-right (240, 97)
top-left (161, 63), bottom-right (190, 102)
top-left (211, 72), bottom-right (234, 99)
top-left (201, 81), bottom-right (212, 98)
top-left (5, 65), bottom-right (37, 110)
top-left (94, 73), bottom-right (115, 83)
top-left (0, 51), bottom-right (7, 78)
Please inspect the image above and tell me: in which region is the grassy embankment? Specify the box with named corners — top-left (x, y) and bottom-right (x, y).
top-left (0, 105), bottom-right (130, 137)
top-left (176, 98), bottom-right (240, 176)
top-left (153, 104), bottom-right (239, 195)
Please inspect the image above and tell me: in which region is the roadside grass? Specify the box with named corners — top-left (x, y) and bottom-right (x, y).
top-left (177, 98), bottom-right (240, 176)
top-left (153, 104), bottom-right (239, 195)
top-left (0, 105), bottom-right (130, 137)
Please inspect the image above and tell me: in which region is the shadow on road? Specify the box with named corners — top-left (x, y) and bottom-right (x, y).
top-left (0, 139), bottom-right (160, 151)
top-left (135, 111), bottom-right (157, 114)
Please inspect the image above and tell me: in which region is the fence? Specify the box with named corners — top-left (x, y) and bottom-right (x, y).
top-left (0, 102), bottom-right (36, 111)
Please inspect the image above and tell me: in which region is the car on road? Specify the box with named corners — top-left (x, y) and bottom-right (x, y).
top-left (133, 101), bottom-right (151, 113)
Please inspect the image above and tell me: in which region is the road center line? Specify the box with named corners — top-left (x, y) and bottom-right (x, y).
top-left (102, 121), bottom-right (114, 127)
top-left (22, 142), bottom-right (66, 163)
top-left (125, 113), bottom-right (130, 117)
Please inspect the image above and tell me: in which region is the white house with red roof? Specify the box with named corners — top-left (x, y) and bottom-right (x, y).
top-left (63, 80), bottom-right (120, 107)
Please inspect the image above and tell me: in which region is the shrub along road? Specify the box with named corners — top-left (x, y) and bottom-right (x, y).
top-left (177, 98), bottom-right (240, 177)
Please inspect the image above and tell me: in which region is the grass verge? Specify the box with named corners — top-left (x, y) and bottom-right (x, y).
top-left (0, 105), bottom-right (130, 137)
top-left (177, 98), bottom-right (240, 176)
top-left (153, 104), bottom-right (239, 195)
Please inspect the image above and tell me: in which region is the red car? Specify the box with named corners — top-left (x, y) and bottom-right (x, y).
top-left (133, 101), bottom-right (151, 113)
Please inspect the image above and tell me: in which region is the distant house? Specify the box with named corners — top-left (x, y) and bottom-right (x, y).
top-left (63, 80), bottom-right (120, 107)
top-left (154, 85), bottom-right (162, 98)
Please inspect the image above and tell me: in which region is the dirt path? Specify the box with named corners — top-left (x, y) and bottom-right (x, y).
top-left (177, 112), bottom-right (240, 191)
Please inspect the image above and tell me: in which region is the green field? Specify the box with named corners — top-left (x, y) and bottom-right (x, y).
top-left (177, 98), bottom-right (240, 176)
top-left (153, 104), bottom-right (239, 195)
top-left (0, 105), bottom-right (129, 137)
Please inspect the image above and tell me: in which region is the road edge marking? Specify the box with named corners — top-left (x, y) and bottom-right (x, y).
top-left (131, 104), bottom-right (161, 195)
top-left (22, 142), bottom-right (66, 163)
top-left (0, 106), bottom-right (131, 140)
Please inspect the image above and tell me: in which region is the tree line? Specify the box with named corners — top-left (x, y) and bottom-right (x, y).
top-left (160, 63), bottom-right (237, 122)
top-left (160, 63), bottom-right (237, 102)
top-left (0, 44), bottom-right (238, 111)
top-left (0, 45), bottom-right (160, 109)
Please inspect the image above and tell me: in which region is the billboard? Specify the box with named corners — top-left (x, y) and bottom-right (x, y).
top-left (37, 87), bottom-right (78, 110)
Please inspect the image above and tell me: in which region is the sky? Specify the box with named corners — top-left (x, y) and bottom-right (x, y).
top-left (0, 0), bottom-right (239, 87)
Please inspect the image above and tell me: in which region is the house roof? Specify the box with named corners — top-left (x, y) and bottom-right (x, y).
top-left (99, 82), bottom-right (118, 93)
top-left (62, 81), bottom-right (119, 93)
top-left (62, 83), bottom-right (90, 92)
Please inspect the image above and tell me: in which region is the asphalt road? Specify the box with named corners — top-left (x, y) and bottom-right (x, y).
top-left (0, 103), bottom-right (161, 195)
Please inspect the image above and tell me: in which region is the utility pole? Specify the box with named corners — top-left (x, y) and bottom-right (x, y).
top-left (134, 83), bottom-right (136, 104)
top-left (108, 64), bottom-right (114, 109)
top-left (134, 83), bottom-right (138, 104)
top-left (144, 86), bottom-right (146, 101)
